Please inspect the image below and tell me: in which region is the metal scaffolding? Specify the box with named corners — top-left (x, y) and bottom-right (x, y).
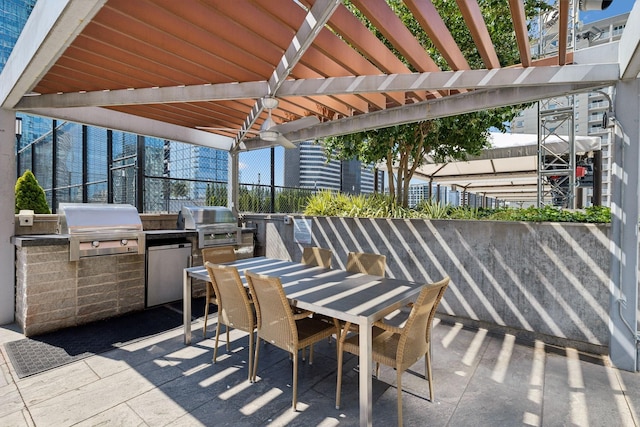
top-left (537, 96), bottom-right (576, 208)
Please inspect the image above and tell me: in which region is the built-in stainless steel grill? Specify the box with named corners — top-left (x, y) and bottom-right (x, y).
top-left (57, 203), bottom-right (146, 261)
top-left (178, 206), bottom-right (241, 249)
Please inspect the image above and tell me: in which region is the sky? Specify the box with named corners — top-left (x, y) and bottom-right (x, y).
top-left (580, 0), bottom-right (635, 23)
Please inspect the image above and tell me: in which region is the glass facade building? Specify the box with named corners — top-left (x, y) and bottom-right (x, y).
top-left (284, 141), bottom-right (382, 193)
top-left (0, 0), bottom-right (34, 70)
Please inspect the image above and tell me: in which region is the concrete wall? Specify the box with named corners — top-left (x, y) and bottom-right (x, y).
top-left (249, 214), bottom-right (611, 353)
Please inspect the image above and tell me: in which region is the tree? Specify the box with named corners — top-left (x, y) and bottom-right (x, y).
top-left (206, 183), bottom-right (228, 206)
top-left (171, 181), bottom-right (189, 198)
top-left (15, 170), bottom-right (50, 214)
top-left (325, 0), bottom-right (548, 207)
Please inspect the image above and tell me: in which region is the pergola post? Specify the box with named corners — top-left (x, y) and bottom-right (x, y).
top-left (609, 79), bottom-right (640, 372)
top-left (0, 108), bottom-right (16, 324)
top-left (228, 151), bottom-right (240, 218)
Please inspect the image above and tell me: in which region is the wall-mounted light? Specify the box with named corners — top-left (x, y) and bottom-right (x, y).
top-left (15, 116), bottom-right (23, 141)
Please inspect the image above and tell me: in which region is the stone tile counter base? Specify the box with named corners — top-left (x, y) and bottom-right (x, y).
top-left (15, 244), bottom-right (144, 336)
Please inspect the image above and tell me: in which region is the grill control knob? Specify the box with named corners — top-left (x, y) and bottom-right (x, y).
top-left (121, 239), bottom-right (128, 246)
top-left (91, 241), bottom-right (100, 248)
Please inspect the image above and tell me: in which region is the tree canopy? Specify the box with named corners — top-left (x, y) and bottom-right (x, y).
top-left (324, 0), bottom-right (549, 207)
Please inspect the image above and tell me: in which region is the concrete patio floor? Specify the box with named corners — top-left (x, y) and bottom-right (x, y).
top-left (1, 312), bottom-right (639, 426)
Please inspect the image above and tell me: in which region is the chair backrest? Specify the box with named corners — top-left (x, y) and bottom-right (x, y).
top-left (396, 277), bottom-right (449, 369)
top-left (205, 262), bottom-right (254, 332)
top-left (346, 251), bottom-right (386, 277)
top-left (245, 270), bottom-right (297, 354)
top-left (301, 246), bottom-right (332, 268)
top-left (202, 245), bottom-right (237, 265)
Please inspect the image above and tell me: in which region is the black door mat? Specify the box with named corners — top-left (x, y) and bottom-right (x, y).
top-left (4, 298), bottom-right (211, 379)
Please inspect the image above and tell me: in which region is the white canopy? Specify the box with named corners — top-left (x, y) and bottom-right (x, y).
top-left (411, 132), bottom-right (601, 201)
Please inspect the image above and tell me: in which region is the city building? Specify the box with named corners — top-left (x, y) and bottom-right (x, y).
top-left (511, 12), bottom-right (628, 207)
top-left (284, 140), bottom-right (382, 194)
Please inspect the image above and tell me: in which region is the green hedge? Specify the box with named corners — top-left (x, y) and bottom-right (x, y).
top-left (303, 191), bottom-right (611, 223)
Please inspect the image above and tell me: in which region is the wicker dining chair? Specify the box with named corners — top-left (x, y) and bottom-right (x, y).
top-left (335, 276), bottom-right (450, 426)
top-left (202, 246), bottom-right (237, 339)
top-left (245, 270), bottom-right (339, 411)
top-left (346, 251), bottom-right (386, 277)
top-left (205, 262), bottom-right (256, 381)
top-left (301, 246), bottom-right (332, 268)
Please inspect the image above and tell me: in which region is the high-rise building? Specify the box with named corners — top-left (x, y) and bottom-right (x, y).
top-left (511, 12), bottom-right (628, 207)
top-left (284, 140), bottom-right (382, 193)
top-left (0, 0), bottom-right (34, 70)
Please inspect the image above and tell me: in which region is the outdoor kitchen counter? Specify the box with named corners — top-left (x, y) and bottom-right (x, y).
top-left (12, 228), bottom-right (254, 250)
top-left (13, 228), bottom-right (256, 336)
top-left (12, 234), bottom-right (70, 247)
top-left (12, 230), bottom-right (198, 246)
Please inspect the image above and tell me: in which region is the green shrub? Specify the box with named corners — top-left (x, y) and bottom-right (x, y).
top-left (415, 200), bottom-right (449, 219)
top-left (15, 170), bottom-right (50, 214)
top-left (303, 192), bottom-right (611, 224)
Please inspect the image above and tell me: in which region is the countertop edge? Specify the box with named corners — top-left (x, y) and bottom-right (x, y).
top-left (13, 228), bottom-right (254, 247)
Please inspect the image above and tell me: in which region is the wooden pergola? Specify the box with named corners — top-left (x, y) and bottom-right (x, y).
top-left (1, 2), bottom-right (639, 424)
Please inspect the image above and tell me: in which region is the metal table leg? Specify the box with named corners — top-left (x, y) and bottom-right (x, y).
top-left (183, 269), bottom-right (192, 345)
top-left (358, 316), bottom-right (373, 427)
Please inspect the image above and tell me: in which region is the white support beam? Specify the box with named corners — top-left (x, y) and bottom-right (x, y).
top-left (269, 0), bottom-right (341, 94)
top-left (280, 64), bottom-right (618, 97)
top-left (416, 171), bottom-right (538, 182)
top-left (618, 0), bottom-right (640, 79)
top-left (283, 83), bottom-right (605, 143)
top-left (462, 187), bottom-right (538, 193)
top-left (233, 0), bottom-right (340, 150)
top-left (28, 107), bottom-right (233, 151)
top-left (15, 81), bottom-right (269, 110)
top-left (0, 0), bottom-right (106, 109)
top-left (575, 41), bottom-right (620, 65)
top-left (17, 64), bottom-right (619, 110)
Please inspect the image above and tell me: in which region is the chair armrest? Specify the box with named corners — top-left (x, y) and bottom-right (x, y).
top-left (373, 320), bottom-right (403, 335)
top-left (292, 310), bottom-right (313, 320)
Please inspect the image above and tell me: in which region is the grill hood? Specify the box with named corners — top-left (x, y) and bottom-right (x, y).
top-left (57, 203), bottom-right (145, 261)
top-left (178, 206), bottom-right (240, 248)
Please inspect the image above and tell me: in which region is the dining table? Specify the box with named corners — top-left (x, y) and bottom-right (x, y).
top-left (182, 256), bottom-right (427, 427)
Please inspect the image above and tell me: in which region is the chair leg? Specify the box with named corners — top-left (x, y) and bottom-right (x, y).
top-left (375, 362), bottom-right (380, 378)
top-left (397, 369), bottom-right (403, 427)
top-left (226, 325), bottom-right (230, 351)
top-left (426, 346), bottom-right (434, 401)
top-left (248, 331), bottom-right (254, 382)
top-left (309, 344), bottom-right (314, 365)
top-left (292, 352), bottom-right (299, 411)
top-left (213, 321), bottom-right (222, 363)
top-left (252, 337), bottom-right (261, 382)
top-left (203, 286), bottom-right (211, 338)
top-left (335, 345), bottom-right (344, 409)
